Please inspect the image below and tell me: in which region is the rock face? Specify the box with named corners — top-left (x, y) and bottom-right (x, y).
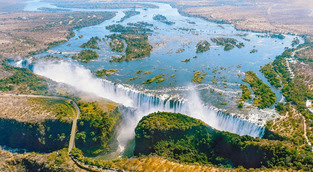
top-left (134, 112), bottom-right (313, 169)
top-left (0, 118), bottom-right (71, 152)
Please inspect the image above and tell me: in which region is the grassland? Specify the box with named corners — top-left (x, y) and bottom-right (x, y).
top-left (0, 96), bottom-right (75, 123)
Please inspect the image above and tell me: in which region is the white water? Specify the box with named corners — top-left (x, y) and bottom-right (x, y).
top-left (29, 60), bottom-right (264, 150)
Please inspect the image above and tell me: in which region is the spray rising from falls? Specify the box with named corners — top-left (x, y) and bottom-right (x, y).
top-left (30, 60), bottom-right (264, 150)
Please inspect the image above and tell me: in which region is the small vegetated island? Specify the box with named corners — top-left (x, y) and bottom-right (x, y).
top-left (119, 10), bottom-right (140, 22)
top-left (270, 33), bottom-right (285, 40)
top-left (127, 21), bottom-right (154, 28)
top-left (181, 58), bottom-right (190, 62)
top-left (243, 71), bottom-right (276, 109)
top-left (260, 63), bottom-right (281, 88)
top-left (80, 36), bottom-right (101, 49)
top-left (153, 14), bottom-right (175, 25)
top-left (142, 74), bottom-right (165, 84)
top-left (192, 71), bottom-right (207, 83)
top-left (95, 68), bottom-right (118, 77)
top-left (238, 84), bottom-right (252, 108)
top-left (72, 49), bottom-right (99, 63)
top-left (257, 33), bottom-right (285, 40)
top-left (106, 23), bottom-right (153, 62)
top-left (134, 112), bottom-right (313, 169)
top-left (250, 49), bottom-right (258, 53)
top-left (196, 40), bottom-right (211, 53)
top-left (106, 23), bottom-right (153, 33)
top-left (211, 37), bottom-right (244, 51)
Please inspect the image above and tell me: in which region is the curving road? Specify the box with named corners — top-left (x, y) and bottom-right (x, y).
top-left (68, 98), bottom-right (80, 153)
top-left (0, 93), bottom-right (80, 153)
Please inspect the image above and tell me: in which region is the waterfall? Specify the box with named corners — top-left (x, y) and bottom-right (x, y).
top-left (16, 60), bottom-right (265, 150)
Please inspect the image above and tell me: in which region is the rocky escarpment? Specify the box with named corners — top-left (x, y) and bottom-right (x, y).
top-left (0, 118), bottom-right (71, 153)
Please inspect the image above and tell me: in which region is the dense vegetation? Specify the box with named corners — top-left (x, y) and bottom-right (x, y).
top-left (210, 37), bottom-right (244, 51)
top-left (109, 38), bottom-right (125, 52)
top-left (107, 33), bottom-right (153, 62)
top-left (270, 33), bottom-right (285, 40)
top-left (105, 23), bottom-right (153, 62)
top-left (142, 74), bottom-right (165, 84)
top-left (120, 10), bottom-right (140, 22)
top-left (196, 40), bottom-right (210, 53)
top-left (95, 68), bottom-right (118, 77)
top-left (72, 49), bottom-right (99, 63)
top-left (243, 71), bottom-right (276, 108)
top-left (80, 36), bottom-right (101, 49)
top-left (0, 63), bottom-right (48, 94)
top-left (106, 24), bottom-right (152, 33)
top-left (134, 112), bottom-right (313, 170)
top-left (127, 22), bottom-right (153, 28)
top-left (240, 84), bottom-right (251, 101)
top-left (153, 15), bottom-right (175, 25)
top-left (260, 63), bottom-right (281, 88)
top-left (75, 102), bottom-right (120, 156)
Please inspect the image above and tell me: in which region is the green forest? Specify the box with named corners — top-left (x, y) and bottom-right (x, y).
top-left (72, 49), bottom-right (99, 63)
top-left (134, 112), bottom-right (313, 170)
top-left (243, 71), bottom-right (276, 108)
top-left (75, 102), bottom-right (120, 156)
